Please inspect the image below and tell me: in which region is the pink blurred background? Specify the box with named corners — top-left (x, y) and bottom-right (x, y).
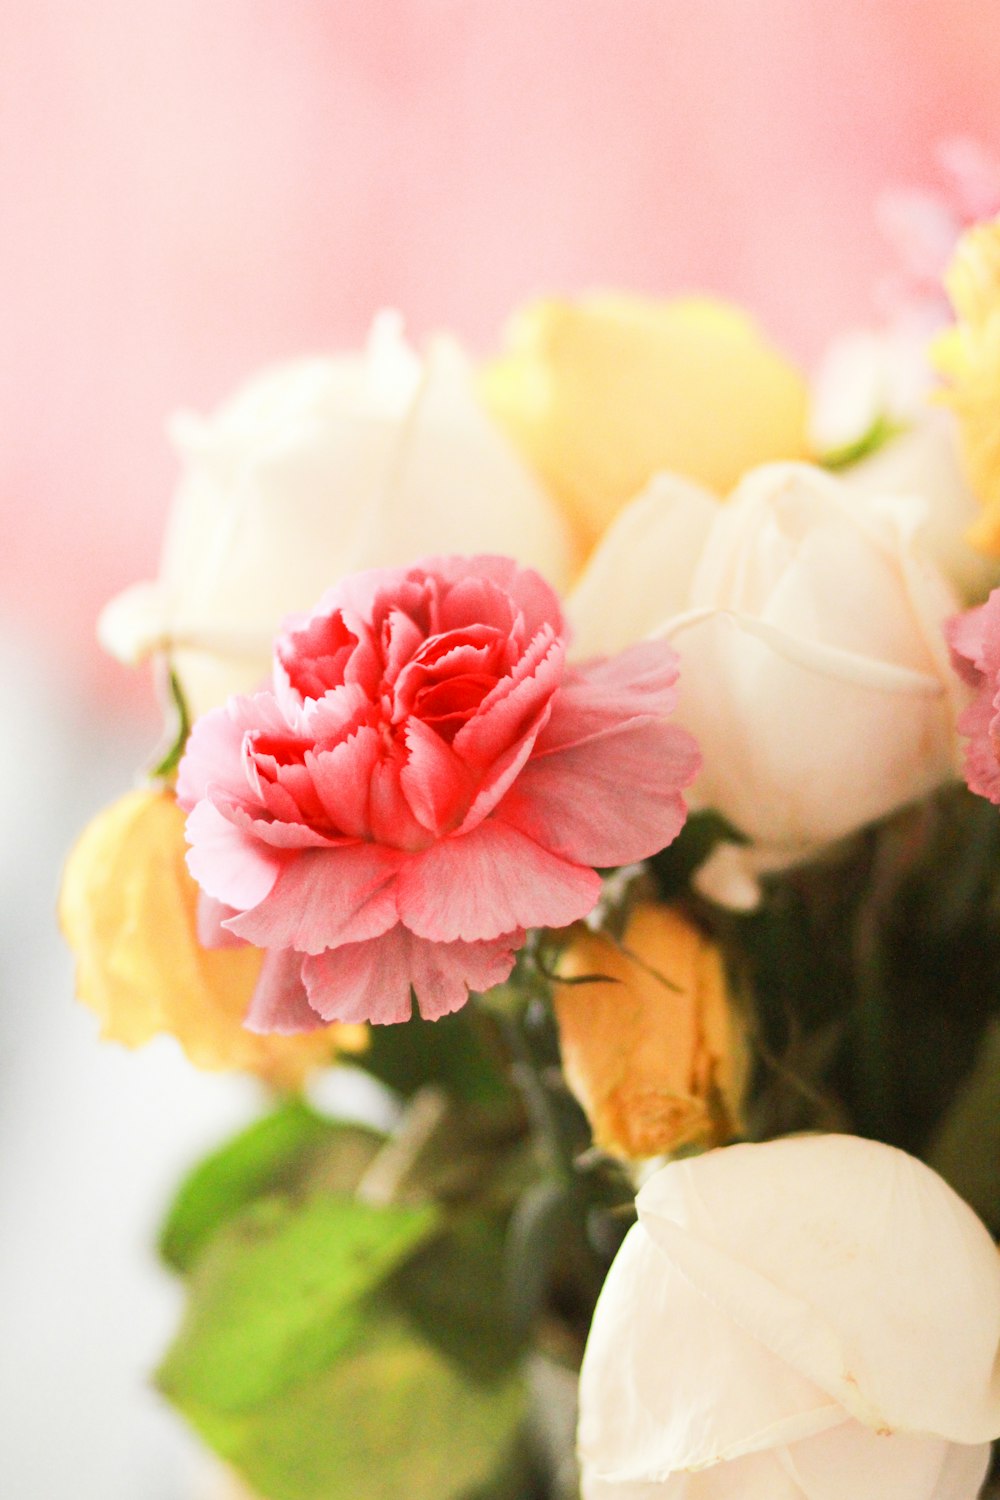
top-left (2, 12), bottom-right (999, 1496)
top-left (3, 0), bottom-right (1000, 719)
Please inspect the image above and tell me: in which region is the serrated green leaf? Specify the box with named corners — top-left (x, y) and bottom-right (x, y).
top-left (160, 1100), bottom-right (383, 1275)
top-left (180, 1310), bottom-right (527, 1500)
top-left (158, 1194), bottom-right (438, 1412)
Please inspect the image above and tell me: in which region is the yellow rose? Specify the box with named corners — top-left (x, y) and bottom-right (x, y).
top-left (553, 904), bottom-right (743, 1160)
top-left (59, 789), bottom-right (363, 1085)
top-left (482, 294), bottom-right (808, 545)
top-left (935, 217), bottom-right (1000, 553)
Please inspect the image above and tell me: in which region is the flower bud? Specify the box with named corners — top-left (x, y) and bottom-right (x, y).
top-left (59, 789), bottom-right (363, 1083)
top-left (579, 1135), bottom-right (1000, 1498)
top-left (482, 293), bottom-right (808, 545)
top-left (935, 215), bottom-right (1000, 554)
top-left (554, 904), bottom-right (742, 1159)
top-left (100, 313), bottom-right (577, 720)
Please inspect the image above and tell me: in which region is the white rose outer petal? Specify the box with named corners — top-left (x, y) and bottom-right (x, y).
top-left (578, 1136), bottom-right (1000, 1500)
top-left (567, 461), bottom-right (963, 865)
top-left (101, 313), bottom-right (577, 721)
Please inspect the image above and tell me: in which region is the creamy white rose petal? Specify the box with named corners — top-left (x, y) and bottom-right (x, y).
top-left (99, 311), bottom-right (576, 720)
top-left (578, 1135), bottom-right (1000, 1500)
top-left (569, 462), bottom-right (966, 880)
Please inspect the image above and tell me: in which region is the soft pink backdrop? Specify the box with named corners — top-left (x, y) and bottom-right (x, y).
top-left (3, 0), bottom-right (999, 716)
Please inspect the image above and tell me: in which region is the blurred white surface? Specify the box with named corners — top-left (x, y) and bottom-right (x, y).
top-left (0, 632), bottom-right (261, 1499)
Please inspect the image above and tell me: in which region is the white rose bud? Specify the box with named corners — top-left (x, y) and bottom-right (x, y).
top-left (99, 312), bottom-right (577, 720)
top-left (578, 1135), bottom-right (1000, 1500)
top-left (568, 462), bottom-right (964, 887)
top-left (845, 416), bottom-right (1000, 605)
top-left (810, 326), bottom-right (1000, 606)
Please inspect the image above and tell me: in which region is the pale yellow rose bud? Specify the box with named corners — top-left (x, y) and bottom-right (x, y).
top-left (59, 789), bottom-right (364, 1085)
top-left (482, 293), bottom-right (808, 545)
top-left (553, 903), bottom-right (742, 1160)
top-left (935, 216), bottom-right (1000, 554)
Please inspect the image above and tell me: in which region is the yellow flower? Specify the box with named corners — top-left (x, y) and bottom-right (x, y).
top-left (553, 903), bottom-right (743, 1160)
top-left (482, 294), bottom-right (808, 545)
top-left (935, 217), bottom-right (1000, 554)
top-left (59, 789), bottom-right (364, 1085)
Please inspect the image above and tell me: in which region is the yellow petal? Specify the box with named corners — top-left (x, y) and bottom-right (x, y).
top-left (482, 294), bottom-right (809, 545)
top-left (59, 789), bottom-right (364, 1085)
top-left (553, 903), bottom-right (743, 1160)
top-left (935, 216), bottom-right (1000, 557)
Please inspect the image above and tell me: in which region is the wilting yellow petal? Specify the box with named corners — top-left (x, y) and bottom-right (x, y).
top-left (482, 294), bottom-right (808, 545)
top-left (59, 789), bottom-right (364, 1085)
top-left (554, 903), bottom-right (742, 1160)
top-left (935, 217), bottom-right (1000, 556)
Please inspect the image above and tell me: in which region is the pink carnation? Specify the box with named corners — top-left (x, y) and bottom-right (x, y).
top-left (947, 590), bottom-right (1000, 804)
top-left (176, 555), bottom-right (699, 1028)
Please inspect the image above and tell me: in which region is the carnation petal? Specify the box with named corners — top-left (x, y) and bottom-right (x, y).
top-left (176, 704), bottom-right (247, 811)
top-left (452, 625), bottom-right (563, 768)
top-left (545, 642), bottom-right (683, 749)
top-left (397, 819), bottom-right (600, 943)
top-left (302, 927), bottom-right (415, 1024)
top-left (244, 947), bottom-right (325, 1034)
top-left (499, 717), bottom-right (699, 867)
top-left (425, 553), bottom-right (566, 641)
top-left (195, 892), bottom-right (245, 950)
top-left (305, 726), bottom-right (380, 838)
top-left (225, 844), bottom-right (402, 955)
top-left (406, 928), bottom-right (521, 1020)
top-left (301, 925), bottom-right (521, 1026)
top-left (185, 800), bottom-right (286, 909)
top-left (400, 718), bottom-right (474, 834)
top-left (224, 803), bottom-right (341, 849)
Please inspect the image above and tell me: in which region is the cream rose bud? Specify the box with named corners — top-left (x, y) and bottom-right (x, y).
top-left (810, 326), bottom-right (1000, 605)
top-left (99, 312), bottom-right (577, 720)
top-left (568, 462), bottom-right (964, 873)
top-left (845, 416), bottom-right (1000, 605)
top-left (578, 1135), bottom-right (1000, 1500)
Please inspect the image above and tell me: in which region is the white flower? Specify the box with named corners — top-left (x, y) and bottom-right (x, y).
top-left (809, 325), bottom-right (932, 460)
top-left (845, 416), bottom-right (1000, 605)
top-left (99, 312), bottom-right (577, 720)
top-left (578, 1135), bottom-right (1000, 1500)
top-left (811, 325), bottom-right (1000, 605)
top-left (568, 462), bottom-right (963, 883)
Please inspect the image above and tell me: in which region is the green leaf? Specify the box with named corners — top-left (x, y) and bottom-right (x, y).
top-left (357, 1005), bottom-right (512, 1107)
top-left (818, 412), bottom-right (904, 471)
top-left (159, 1099), bottom-right (384, 1275)
top-left (502, 1180), bottom-right (574, 1345)
top-left (181, 1309), bottom-right (527, 1500)
top-left (927, 1017), bottom-right (1000, 1235)
top-left (387, 1211), bottom-right (525, 1383)
top-left (650, 808), bottom-right (746, 900)
top-left (158, 1193), bottom-right (438, 1413)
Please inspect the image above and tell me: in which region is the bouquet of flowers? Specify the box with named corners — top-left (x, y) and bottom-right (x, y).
top-left (61, 147), bottom-right (1000, 1500)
